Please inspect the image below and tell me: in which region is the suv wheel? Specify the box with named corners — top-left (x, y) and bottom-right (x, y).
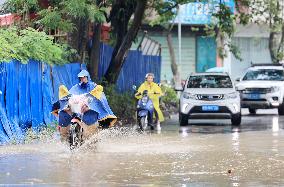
top-left (231, 113), bottom-right (241, 126)
top-left (179, 113), bottom-right (188, 126)
top-left (278, 102), bottom-right (284, 115)
top-left (248, 108), bottom-right (256, 115)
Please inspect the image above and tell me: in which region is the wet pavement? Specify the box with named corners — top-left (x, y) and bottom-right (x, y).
top-left (0, 109), bottom-right (284, 186)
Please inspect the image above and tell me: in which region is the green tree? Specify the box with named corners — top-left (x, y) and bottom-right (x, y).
top-left (0, 27), bottom-right (72, 64)
top-left (245, 0), bottom-right (284, 63)
top-left (3, 0), bottom-right (246, 84)
top-left (3, 0), bottom-right (106, 78)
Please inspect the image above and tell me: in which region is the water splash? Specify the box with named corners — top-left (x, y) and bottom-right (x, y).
top-left (23, 127), bottom-right (59, 144)
top-left (78, 126), bottom-right (142, 151)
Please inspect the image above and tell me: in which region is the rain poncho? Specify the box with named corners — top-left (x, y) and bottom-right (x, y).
top-left (56, 70), bottom-right (117, 127)
top-left (135, 81), bottom-right (164, 122)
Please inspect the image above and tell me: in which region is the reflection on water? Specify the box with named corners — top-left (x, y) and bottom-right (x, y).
top-left (232, 131), bottom-right (240, 153)
top-left (0, 113), bottom-right (284, 186)
top-left (272, 116), bottom-right (279, 134)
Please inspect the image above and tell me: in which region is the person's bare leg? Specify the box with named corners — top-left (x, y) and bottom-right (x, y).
top-left (58, 108), bottom-right (73, 143)
top-left (154, 109), bottom-right (161, 131)
top-left (80, 122), bottom-right (99, 140)
top-left (59, 126), bottom-right (70, 143)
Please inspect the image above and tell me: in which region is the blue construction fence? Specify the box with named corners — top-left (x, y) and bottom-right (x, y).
top-left (99, 43), bottom-right (161, 91)
top-left (0, 43), bottom-right (161, 143)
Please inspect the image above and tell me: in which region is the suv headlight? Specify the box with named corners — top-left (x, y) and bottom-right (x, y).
top-left (183, 93), bottom-right (196, 100)
top-left (225, 92), bottom-right (239, 99)
top-left (271, 86), bottom-right (280, 93)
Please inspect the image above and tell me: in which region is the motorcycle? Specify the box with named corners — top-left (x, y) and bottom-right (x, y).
top-left (68, 94), bottom-right (94, 149)
top-left (55, 94), bottom-right (98, 150)
top-left (133, 86), bottom-right (155, 131)
top-left (69, 114), bottom-right (84, 149)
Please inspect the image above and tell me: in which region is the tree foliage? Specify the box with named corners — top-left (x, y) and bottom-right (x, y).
top-left (36, 0), bottom-right (106, 32)
top-left (0, 27), bottom-right (74, 64)
top-left (3, 0), bottom-right (106, 63)
top-left (3, 0), bottom-right (106, 29)
top-left (1, 0), bottom-right (252, 83)
top-left (244, 0), bottom-right (284, 63)
top-left (4, 0), bottom-right (39, 17)
top-left (150, 0), bottom-right (244, 61)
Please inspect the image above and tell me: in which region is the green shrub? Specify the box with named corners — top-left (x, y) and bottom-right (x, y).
top-left (104, 85), bottom-right (137, 124)
top-left (160, 84), bottom-right (179, 116)
top-left (161, 84), bottom-right (178, 105)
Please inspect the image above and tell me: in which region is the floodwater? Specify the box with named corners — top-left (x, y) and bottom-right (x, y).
top-left (0, 109), bottom-right (284, 186)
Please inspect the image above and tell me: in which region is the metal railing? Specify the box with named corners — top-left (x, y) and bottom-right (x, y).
top-left (137, 31), bottom-right (161, 56)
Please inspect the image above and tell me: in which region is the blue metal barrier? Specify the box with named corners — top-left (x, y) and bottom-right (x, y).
top-left (18, 63), bottom-right (31, 130)
top-left (42, 64), bottom-right (55, 126)
top-left (99, 43), bottom-right (162, 91)
top-left (0, 43), bottom-right (161, 143)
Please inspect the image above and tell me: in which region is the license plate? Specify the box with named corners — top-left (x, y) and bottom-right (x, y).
top-left (202, 105), bottom-right (219, 111)
top-left (247, 93), bottom-right (260, 100)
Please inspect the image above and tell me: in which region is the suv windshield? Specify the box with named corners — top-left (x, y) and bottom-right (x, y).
top-left (243, 69), bottom-right (284, 81)
top-left (187, 75), bottom-right (233, 88)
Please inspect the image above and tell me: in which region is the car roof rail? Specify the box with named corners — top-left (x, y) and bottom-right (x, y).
top-left (251, 63), bottom-right (284, 67)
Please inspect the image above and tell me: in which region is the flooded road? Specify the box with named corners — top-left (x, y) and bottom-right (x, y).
top-left (0, 109), bottom-right (284, 186)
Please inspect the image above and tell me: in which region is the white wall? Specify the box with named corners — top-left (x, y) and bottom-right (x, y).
top-left (229, 24), bottom-right (272, 79)
top-left (0, 0), bottom-right (6, 6)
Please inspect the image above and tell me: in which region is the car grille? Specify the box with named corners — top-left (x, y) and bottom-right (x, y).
top-left (196, 94), bottom-right (224, 101)
top-left (189, 106), bottom-right (231, 113)
top-left (242, 98), bottom-right (267, 102)
top-left (243, 88), bottom-right (271, 94)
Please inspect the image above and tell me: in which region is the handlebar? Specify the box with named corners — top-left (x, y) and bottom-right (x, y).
top-left (136, 92), bottom-right (160, 96)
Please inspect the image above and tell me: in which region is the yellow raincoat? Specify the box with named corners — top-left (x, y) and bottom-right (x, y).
top-left (135, 81), bottom-right (164, 122)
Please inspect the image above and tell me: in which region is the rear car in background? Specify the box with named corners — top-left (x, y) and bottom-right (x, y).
top-left (178, 73), bottom-right (241, 126)
top-left (236, 64), bottom-right (284, 115)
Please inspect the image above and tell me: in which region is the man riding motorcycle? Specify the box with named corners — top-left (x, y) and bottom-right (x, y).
top-left (52, 70), bottom-right (117, 142)
top-left (135, 73), bottom-right (164, 131)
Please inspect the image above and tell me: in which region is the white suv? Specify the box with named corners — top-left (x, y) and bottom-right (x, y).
top-left (178, 73), bottom-right (241, 126)
top-left (236, 64), bottom-right (284, 115)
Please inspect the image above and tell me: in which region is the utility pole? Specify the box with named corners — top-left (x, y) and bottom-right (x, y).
top-left (177, 4), bottom-right (182, 88)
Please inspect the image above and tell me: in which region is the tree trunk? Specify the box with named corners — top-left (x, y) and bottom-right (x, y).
top-left (88, 23), bottom-right (101, 80)
top-left (166, 32), bottom-right (180, 86)
top-left (67, 18), bottom-right (88, 62)
top-left (269, 32), bottom-right (279, 63)
top-left (276, 25), bottom-right (284, 62)
top-left (104, 0), bottom-right (147, 84)
top-left (79, 18), bottom-right (89, 63)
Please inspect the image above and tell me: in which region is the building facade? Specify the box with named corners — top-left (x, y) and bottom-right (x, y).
top-left (225, 24), bottom-right (272, 80)
top-left (133, 0), bottom-right (235, 82)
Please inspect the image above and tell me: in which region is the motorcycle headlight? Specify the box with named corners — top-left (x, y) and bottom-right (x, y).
top-left (183, 93), bottom-right (196, 100)
top-left (141, 96), bottom-right (148, 103)
top-left (271, 86), bottom-right (280, 93)
top-left (225, 92), bottom-right (239, 99)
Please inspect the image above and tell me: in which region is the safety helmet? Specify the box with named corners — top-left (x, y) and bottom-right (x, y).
top-left (78, 70), bottom-right (89, 78)
top-left (145, 73), bottom-right (155, 79)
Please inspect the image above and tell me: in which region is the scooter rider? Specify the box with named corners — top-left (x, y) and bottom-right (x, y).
top-left (135, 73), bottom-right (164, 130)
top-left (52, 70), bottom-right (117, 142)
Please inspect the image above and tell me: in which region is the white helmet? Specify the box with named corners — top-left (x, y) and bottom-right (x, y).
top-left (145, 73), bottom-right (155, 79)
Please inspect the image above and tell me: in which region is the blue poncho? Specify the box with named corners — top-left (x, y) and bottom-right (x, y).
top-left (58, 70), bottom-right (117, 127)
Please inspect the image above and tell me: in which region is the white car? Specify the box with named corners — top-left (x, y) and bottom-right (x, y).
top-left (178, 73), bottom-right (241, 126)
top-left (236, 64), bottom-right (284, 115)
